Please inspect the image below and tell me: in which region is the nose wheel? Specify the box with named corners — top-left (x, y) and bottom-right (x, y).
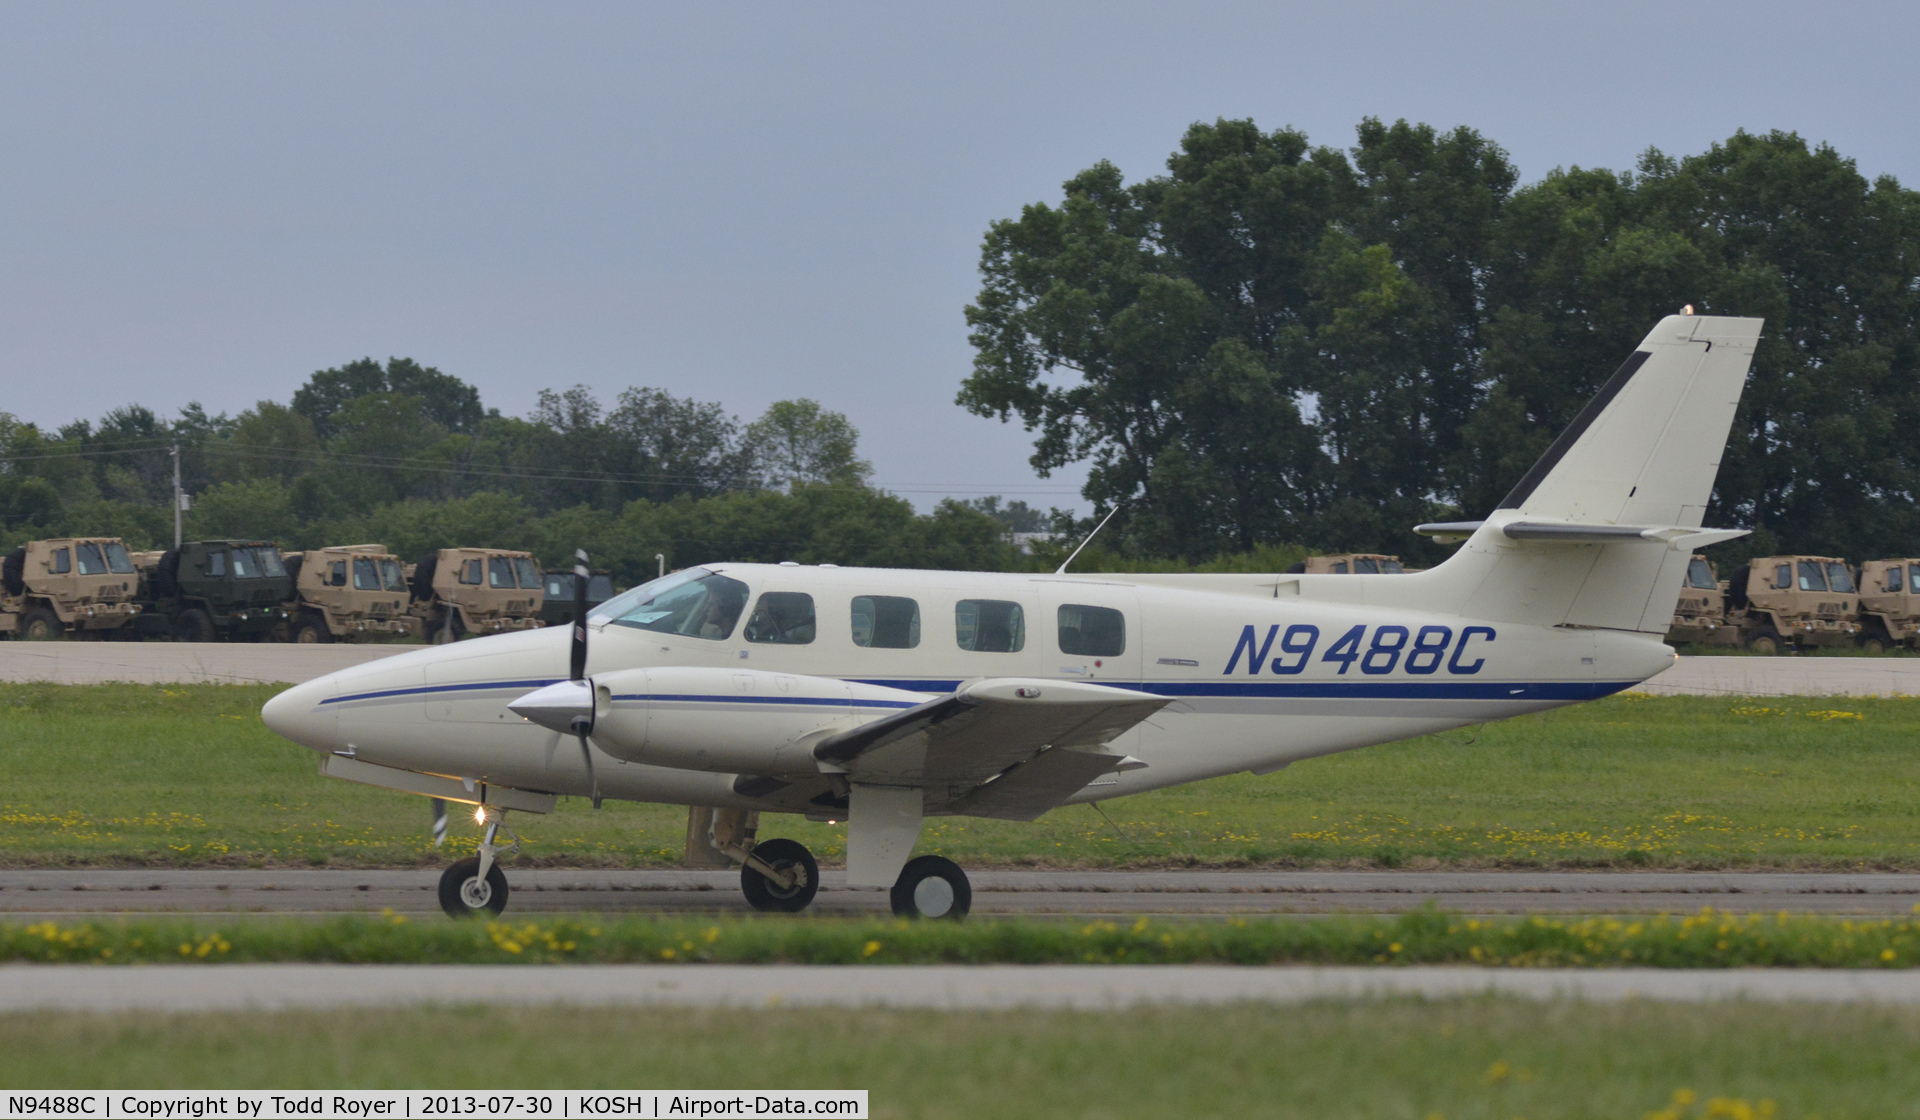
top-left (890, 855), bottom-right (971, 920)
top-left (438, 810), bottom-right (517, 918)
top-left (740, 837), bottom-right (820, 912)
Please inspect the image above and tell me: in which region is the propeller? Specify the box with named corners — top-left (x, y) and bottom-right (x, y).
top-left (508, 549), bottom-right (603, 808)
top-left (570, 550), bottom-right (601, 809)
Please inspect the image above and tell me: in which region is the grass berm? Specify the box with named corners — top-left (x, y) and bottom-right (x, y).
top-left (1, 683), bottom-right (1915, 870)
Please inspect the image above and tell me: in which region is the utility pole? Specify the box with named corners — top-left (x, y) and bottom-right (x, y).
top-left (171, 444), bottom-right (184, 548)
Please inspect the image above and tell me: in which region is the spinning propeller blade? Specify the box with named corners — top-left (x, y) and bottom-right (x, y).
top-left (570, 549), bottom-right (601, 810)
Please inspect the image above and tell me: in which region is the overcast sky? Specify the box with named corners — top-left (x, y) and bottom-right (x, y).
top-left (2, 1), bottom-right (1914, 512)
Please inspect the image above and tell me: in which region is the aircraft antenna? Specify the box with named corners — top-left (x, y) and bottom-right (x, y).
top-left (1055, 504), bottom-right (1123, 575)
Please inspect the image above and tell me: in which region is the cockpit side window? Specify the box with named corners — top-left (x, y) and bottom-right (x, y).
top-left (460, 559), bottom-right (483, 585)
top-left (1887, 565), bottom-right (1905, 593)
top-left (329, 560), bottom-right (347, 587)
top-left (1772, 564), bottom-right (1792, 590)
top-left (744, 592), bottom-right (816, 645)
top-left (51, 548), bottom-right (70, 574)
top-left (595, 568), bottom-right (749, 641)
top-left (208, 550), bottom-right (227, 577)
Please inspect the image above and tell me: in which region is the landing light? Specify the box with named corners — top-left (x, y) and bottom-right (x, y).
top-left (474, 805), bottom-right (487, 824)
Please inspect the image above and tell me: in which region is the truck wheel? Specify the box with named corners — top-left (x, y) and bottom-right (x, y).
top-left (19, 607), bottom-right (63, 640)
top-left (292, 615), bottom-right (334, 644)
top-left (1859, 635), bottom-right (1887, 655)
top-left (1744, 630), bottom-right (1783, 656)
top-left (430, 613), bottom-right (465, 645)
top-left (172, 609), bottom-right (216, 643)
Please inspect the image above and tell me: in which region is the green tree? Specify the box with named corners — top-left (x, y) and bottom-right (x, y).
top-left (742, 399), bottom-right (872, 490)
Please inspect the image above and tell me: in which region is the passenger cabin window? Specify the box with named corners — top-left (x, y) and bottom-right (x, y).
top-left (488, 557), bottom-right (515, 589)
top-left (744, 592), bottom-right (816, 644)
top-left (353, 558), bottom-right (381, 590)
top-left (595, 568), bottom-right (748, 641)
top-left (208, 551), bottom-right (227, 577)
top-left (1772, 565), bottom-right (1791, 590)
top-left (329, 561), bottom-right (348, 587)
top-left (1797, 561), bottom-right (1828, 592)
top-left (51, 547), bottom-right (70, 574)
top-left (1058, 604), bottom-right (1125, 657)
top-left (1687, 559), bottom-right (1717, 589)
top-left (514, 557), bottom-right (542, 589)
top-left (1826, 562), bottom-right (1855, 594)
top-left (1889, 566), bottom-right (1905, 593)
top-left (75, 543), bottom-right (107, 575)
top-left (956, 599), bottom-right (1024, 652)
top-left (460, 559), bottom-right (483, 585)
top-left (852, 595), bottom-right (920, 649)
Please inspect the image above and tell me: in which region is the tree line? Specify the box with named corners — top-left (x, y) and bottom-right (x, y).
top-left (963, 120), bottom-right (1920, 566)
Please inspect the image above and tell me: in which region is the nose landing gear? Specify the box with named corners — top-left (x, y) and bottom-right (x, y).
top-left (438, 809), bottom-right (518, 918)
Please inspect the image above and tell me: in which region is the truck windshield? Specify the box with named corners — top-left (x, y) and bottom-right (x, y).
top-left (353, 558), bottom-right (381, 590)
top-left (546, 572), bottom-right (574, 599)
top-left (1687, 559), bottom-right (1716, 589)
top-left (251, 548), bottom-right (286, 578)
top-left (75, 543), bottom-right (109, 575)
top-left (514, 557), bottom-right (542, 589)
top-left (592, 568), bottom-right (748, 641)
top-left (488, 557), bottom-right (515, 589)
top-left (1354, 559), bottom-right (1380, 573)
top-left (104, 542), bottom-right (136, 574)
top-left (1825, 562), bottom-right (1855, 593)
top-left (588, 575), bottom-right (614, 601)
top-left (1380, 560), bottom-right (1404, 573)
top-left (230, 549), bottom-right (260, 578)
top-left (1911, 564), bottom-right (1920, 592)
top-left (1797, 561), bottom-right (1829, 592)
top-left (379, 559), bottom-right (407, 592)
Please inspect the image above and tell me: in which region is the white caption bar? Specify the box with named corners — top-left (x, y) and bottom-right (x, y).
top-left (2, 1093), bottom-right (867, 1120)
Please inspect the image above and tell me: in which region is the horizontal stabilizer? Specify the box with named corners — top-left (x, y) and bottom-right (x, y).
top-left (1416, 520), bottom-right (1748, 550)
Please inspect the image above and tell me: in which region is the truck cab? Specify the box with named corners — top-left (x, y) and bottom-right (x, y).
top-left (0, 537), bottom-right (145, 639)
top-left (1665, 553), bottom-right (1729, 646)
top-left (284, 545), bottom-right (422, 643)
top-left (1725, 555), bottom-right (1860, 654)
top-left (137, 540), bottom-right (295, 642)
top-left (539, 568), bottom-right (616, 627)
top-left (408, 548), bottom-right (546, 643)
top-left (1290, 553), bottom-right (1407, 574)
top-left (1856, 558), bottom-right (1920, 652)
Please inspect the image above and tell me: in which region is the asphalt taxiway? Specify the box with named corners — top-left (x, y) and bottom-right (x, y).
top-left (5, 868), bottom-right (1919, 920)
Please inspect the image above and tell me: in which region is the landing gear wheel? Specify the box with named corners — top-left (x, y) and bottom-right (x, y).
top-left (438, 857), bottom-right (509, 918)
top-left (740, 838), bottom-right (818, 913)
top-left (172, 608), bottom-right (215, 643)
top-left (20, 607), bottom-right (62, 640)
top-left (890, 855), bottom-right (971, 920)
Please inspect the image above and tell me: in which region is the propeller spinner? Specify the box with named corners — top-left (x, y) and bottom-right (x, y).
top-left (509, 549), bottom-right (603, 808)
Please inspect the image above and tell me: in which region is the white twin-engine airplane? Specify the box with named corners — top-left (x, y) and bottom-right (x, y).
top-left (263, 313), bottom-right (1762, 920)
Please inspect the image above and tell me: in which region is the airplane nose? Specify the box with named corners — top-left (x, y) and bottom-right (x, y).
top-left (262, 677), bottom-right (339, 753)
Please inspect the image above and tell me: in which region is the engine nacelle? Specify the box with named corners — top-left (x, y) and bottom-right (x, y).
top-left (586, 666), bottom-right (930, 775)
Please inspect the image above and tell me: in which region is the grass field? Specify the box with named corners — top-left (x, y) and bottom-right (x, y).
top-left (2, 683), bottom-right (1917, 870)
top-left (4, 1000), bottom-right (1917, 1115)
top-left (11, 908), bottom-right (1920, 967)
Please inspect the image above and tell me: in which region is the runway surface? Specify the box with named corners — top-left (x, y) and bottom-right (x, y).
top-left (3, 644), bottom-right (1918, 695)
top-left (6, 869), bottom-right (1919, 919)
top-left (7, 963), bottom-right (1920, 1010)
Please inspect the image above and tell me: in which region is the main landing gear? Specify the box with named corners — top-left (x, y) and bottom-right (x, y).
top-left (438, 808), bottom-right (518, 918)
top-left (734, 840), bottom-right (970, 919)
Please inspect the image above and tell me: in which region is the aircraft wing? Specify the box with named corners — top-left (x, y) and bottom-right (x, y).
top-left (811, 678), bottom-right (1166, 819)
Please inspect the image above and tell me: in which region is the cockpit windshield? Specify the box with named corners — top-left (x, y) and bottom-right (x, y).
top-left (1825, 562), bottom-right (1855, 594)
top-left (591, 568), bottom-right (749, 641)
top-left (1687, 558), bottom-right (1717, 589)
top-left (1796, 561), bottom-right (1829, 592)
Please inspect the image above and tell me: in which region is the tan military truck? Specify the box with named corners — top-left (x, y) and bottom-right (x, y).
top-left (282, 545), bottom-right (422, 643)
top-left (0, 538), bottom-right (146, 639)
top-left (408, 548), bottom-right (546, 643)
top-left (1665, 554), bottom-right (1732, 646)
top-left (1856, 558), bottom-right (1920, 652)
top-left (1724, 555), bottom-right (1861, 654)
top-left (1288, 554), bottom-right (1408, 574)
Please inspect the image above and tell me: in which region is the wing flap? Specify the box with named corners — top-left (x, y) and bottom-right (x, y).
top-left (949, 747), bottom-right (1131, 821)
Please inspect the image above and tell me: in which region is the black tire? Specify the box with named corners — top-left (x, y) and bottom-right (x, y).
top-left (438, 857), bottom-right (509, 918)
top-left (19, 606), bottom-right (63, 641)
top-left (292, 614), bottom-right (334, 644)
top-left (410, 553), bottom-right (439, 601)
top-left (890, 855), bottom-right (971, 920)
top-left (172, 608), bottom-right (216, 643)
top-left (740, 838), bottom-right (819, 913)
top-left (1860, 635), bottom-right (1888, 655)
top-left (153, 550), bottom-right (183, 599)
top-left (1, 548), bottom-right (23, 597)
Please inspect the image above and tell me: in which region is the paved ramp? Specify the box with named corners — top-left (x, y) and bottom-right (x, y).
top-left (1636, 655), bottom-right (1920, 698)
top-left (5, 963), bottom-right (1920, 1010)
top-left (0, 642), bottom-right (408, 685)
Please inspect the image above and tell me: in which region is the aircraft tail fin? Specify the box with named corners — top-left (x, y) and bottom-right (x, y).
top-left (1415, 313), bottom-right (1762, 633)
